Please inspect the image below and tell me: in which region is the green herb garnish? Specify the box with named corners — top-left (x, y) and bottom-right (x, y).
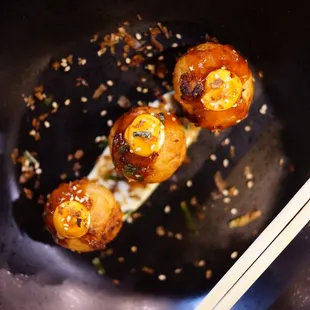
top-left (24, 150), bottom-right (39, 166)
top-left (123, 163), bottom-right (139, 177)
top-left (180, 201), bottom-right (198, 235)
top-left (98, 140), bottom-right (108, 149)
top-left (158, 112), bottom-right (165, 124)
top-left (118, 144), bottom-right (129, 154)
top-left (104, 174), bottom-right (122, 181)
top-left (44, 95), bottom-right (53, 106)
top-left (133, 131), bottom-right (152, 138)
top-left (92, 257), bottom-right (105, 275)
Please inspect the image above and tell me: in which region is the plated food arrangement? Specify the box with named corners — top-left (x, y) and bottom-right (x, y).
top-left (40, 40), bottom-right (254, 252)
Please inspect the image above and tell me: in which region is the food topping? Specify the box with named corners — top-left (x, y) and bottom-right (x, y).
top-left (53, 200), bottom-right (90, 239)
top-left (201, 69), bottom-right (243, 111)
top-left (124, 114), bottom-right (165, 157)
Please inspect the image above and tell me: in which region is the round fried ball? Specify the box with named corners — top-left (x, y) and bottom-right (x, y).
top-left (173, 42), bottom-right (254, 130)
top-left (109, 107), bottom-right (186, 183)
top-left (43, 179), bottom-right (123, 252)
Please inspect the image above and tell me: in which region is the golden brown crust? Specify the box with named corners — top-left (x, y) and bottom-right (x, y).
top-left (43, 179), bottom-right (122, 252)
top-left (173, 42), bottom-right (254, 130)
top-left (108, 107), bottom-right (186, 183)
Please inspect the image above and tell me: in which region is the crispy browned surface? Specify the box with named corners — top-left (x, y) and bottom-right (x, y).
top-left (43, 179), bottom-right (123, 252)
top-left (108, 107), bottom-right (186, 183)
top-left (173, 42), bottom-right (254, 130)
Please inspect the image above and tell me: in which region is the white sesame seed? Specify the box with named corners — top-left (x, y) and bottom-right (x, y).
top-left (176, 33), bottom-right (182, 39)
top-left (81, 97), bottom-right (88, 102)
top-left (64, 227), bottom-right (69, 231)
top-left (135, 33), bottom-right (142, 40)
top-left (142, 88), bottom-right (148, 94)
top-left (66, 216), bottom-right (71, 222)
top-left (158, 55), bottom-right (164, 60)
top-left (125, 57), bottom-right (131, 64)
top-left (64, 66), bottom-right (71, 72)
top-left (205, 270), bottom-right (213, 279)
top-left (244, 125), bottom-right (251, 132)
top-left (247, 180), bottom-right (254, 189)
top-left (158, 274), bottom-right (166, 281)
top-left (231, 251), bottom-right (238, 259)
top-left (61, 218), bottom-right (65, 222)
top-left (230, 208), bottom-right (238, 215)
top-left (146, 45), bottom-right (152, 50)
top-left (135, 147), bottom-right (142, 152)
top-left (164, 205), bottom-right (171, 213)
top-left (222, 189), bottom-right (229, 196)
top-left (107, 120), bottom-right (113, 127)
top-left (236, 119), bottom-right (242, 123)
top-left (175, 233), bottom-right (183, 240)
top-left (258, 70), bottom-right (264, 78)
top-left (63, 223), bottom-right (69, 227)
top-left (223, 159), bottom-right (229, 168)
top-left (136, 86), bottom-right (142, 92)
top-left (147, 53), bottom-right (153, 58)
top-left (126, 216), bottom-right (133, 223)
top-left (64, 99), bottom-right (71, 106)
top-left (186, 180), bottom-right (193, 187)
top-left (197, 260), bottom-right (205, 267)
top-left (210, 154), bottom-right (217, 161)
top-left (222, 138), bottom-right (230, 146)
top-left (174, 268), bottom-right (182, 274)
top-left (259, 104), bottom-right (268, 115)
top-left (100, 110), bottom-right (107, 116)
top-left (52, 102), bottom-right (58, 109)
top-left (171, 43), bottom-right (178, 48)
top-left (44, 121), bottom-right (50, 128)
top-left (189, 65), bottom-right (194, 71)
top-left (223, 197), bottom-right (231, 204)
top-left (246, 173), bottom-right (254, 180)
top-left (107, 80), bottom-right (114, 86)
top-left (279, 157), bottom-right (285, 166)
top-left (172, 117), bottom-right (176, 121)
top-left (36, 168), bottom-right (42, 175)
top-left (131, 246), bottom-right (137, 253)
top-left (151, 144), bottom-right (155, 150)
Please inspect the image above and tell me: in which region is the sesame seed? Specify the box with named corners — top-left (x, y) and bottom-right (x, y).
top-left (172, 117), bottom-right (176, 121)
top-left (222, 189), bottom-right (229, 196)
top-left (231, 251), bottom-right (238, 259)
top-left (259, 104), bottom-right (268, 115)
top-left (223, 197), bottom-right (231, 204)
top-left (279, 157), bottom-right (285, 166)
top-left (230, 208), bottom-right (238, 215)
top-left (174, 268), bottom-right (182, 274)
top-left (156, 226), bottom-right (165, 236)
top-left (81, 97), bottom-right (88, 102)
top-left (158, 274), bottom-right (166, 281)
top-left (44, 121), bottom-right (50, 128)
top-left (107, 95), bottom-right (113, 102)
top-left (64, 99), bottom-right (71, 106)
top-left (236, 119), bottom-right (242, 123)
top-left (244, 125), bottom-right (251, 132)
top-left (142, 88), bottom-right (148, 93)
top-left (135, 33), bottom-right (142, 40)
top-left (176, 33), bottom-right (182, 39)
top-left (125, 57), bottom-right (131, 64)
top-left (107, 120), bottom-right (113, 127)
top-left (175, 233), bottom-right (183, 240)
top-left (164, 205), bottom-right (171, 213)
top-left (36, 168), bottom-right (42, 175)
top-left (146, 45), bottom-right (152, 50)
top-left (222, 138), bottom-right (230, 146)
top-left (171, 43), bottom-right (178, 48)
top-left (247, 180), bottom-right (254, 189)
top-left (189, 65), bottom-right (194, 71)
top-left (147, 53), bottom-right (153, 58)
top-left (107, 80), bottom-right (114, 86)
top-left (197, 260), bottom-right (205, 267)
top-left (126, 216), bottom-right (133, 223)
top-left (52, 102), bottom-right (58, 109)
top-left (136, 86), bottom-right (142, 92)
top-left (100, 110), bottom-right (107, 116)
top-left (246, 173), bottom-right (254, 180)
top-left (131, 246), bottom-right (137, 253)
top-left (223, 159), bottom-right (229, 168)
top-left (210, 154), bottom-right (217, 161)
top-left (135, 147), bottom-right (142, 152)
top-left (118, 257), bottom-right (125, 263)
top-left (158, 55), bottom-right (164, 60)
top-left (205, 270), bottom-right (213, 279)
top-left (151, 144), bottom-right (155, 150)
top-left (64, 66), bottom-right (71, 72)
top-left (64, 227), bottom-right (69, 231)
top-left (258, 70), bottom-right (264, 78)
top-left (186, 180), bottom-right (193, 187)
top-left (63, 223), bottom-right (69, 227)
top-left (66, 216), bottom-right (71, 222)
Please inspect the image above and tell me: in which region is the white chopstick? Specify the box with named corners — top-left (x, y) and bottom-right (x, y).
top-left (196, 178), bottom-right (310, 310)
